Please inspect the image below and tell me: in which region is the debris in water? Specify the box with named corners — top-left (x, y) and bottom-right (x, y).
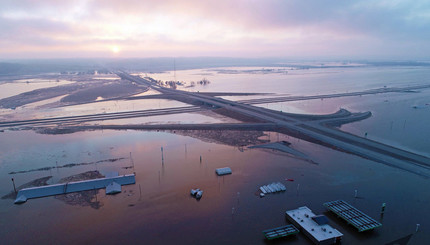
top-left (55, 171), bottom-right (105, 209)
top-left (190, 188), bottom-right (203, 199)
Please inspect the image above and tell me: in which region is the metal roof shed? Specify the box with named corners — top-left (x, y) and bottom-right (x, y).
top-left (215, 167), bottom-right (232, 176)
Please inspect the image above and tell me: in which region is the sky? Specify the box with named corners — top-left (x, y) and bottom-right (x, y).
top-left (1, 0), bottom-right (430, 59)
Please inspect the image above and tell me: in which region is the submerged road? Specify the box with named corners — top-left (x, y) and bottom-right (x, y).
top-left (109, 83), bottom-right (430, 106)
top-left (0, 106), bottom-right (203, 128)
top-left (117, 72), bottom-right (430, 177)
top-left (239, 84), bottom-right (430, 105)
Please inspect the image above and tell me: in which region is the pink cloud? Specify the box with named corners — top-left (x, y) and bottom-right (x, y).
top-left (0, 0), bottom-right (429, 59)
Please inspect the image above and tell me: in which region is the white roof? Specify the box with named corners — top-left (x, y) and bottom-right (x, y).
top-left (286, 206), bottom-right (343, 242)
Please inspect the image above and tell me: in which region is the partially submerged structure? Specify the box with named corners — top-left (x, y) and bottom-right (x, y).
top-left (105, 181), bottom-right (122, 195)
top-left (286, 206), bottom-right (343, 245)
top-left (14, 173), bottom-right (136, 204)
top-left (215, 167), bottom-right (232, 176)
top-left (259, 182), bottom-right (286, 194)
top-left (324, 200), bottom-right (382, 232)
top-left (262, 224), bottom-right (299, 240)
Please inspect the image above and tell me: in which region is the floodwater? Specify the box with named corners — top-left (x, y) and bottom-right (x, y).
top-left (150, 66), bottom-right (430, 95)
top-left (1, 65), bottom-right (430, 244)
top-left (0, 79), bottom-right (74, 100)
top-left (255, 89), bottom-right (430, 158)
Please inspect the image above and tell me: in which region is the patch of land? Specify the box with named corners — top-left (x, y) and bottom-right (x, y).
top-left (0, 79), bottom-right (148, 109)
top-left (8, 158), bottom-right (126, 174)
top-left (248, 141), bottom-right (314, 162)
top-left (174, 130), bottom-right (269, 147)
top-left (30, 123), bottom-right (278, 135)
top-left (55, 171), bottom-right (105, 209)
top-left (48, 126), bottom-right (271, 147)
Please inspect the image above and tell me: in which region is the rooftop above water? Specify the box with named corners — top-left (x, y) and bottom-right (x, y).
top-left (286, 206), bottom-right (343, 242)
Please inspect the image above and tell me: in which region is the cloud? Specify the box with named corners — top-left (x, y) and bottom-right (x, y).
top-left (0, 0), bottom-right (429, 59)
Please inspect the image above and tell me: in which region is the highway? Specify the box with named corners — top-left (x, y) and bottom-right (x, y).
top-left (118, 72), bottom-right (430, 177)
top-left (111, 83), bottom-right (430, 106)
top-left (2, 71), bottom-right (429, 177)
top-left (239, 84), bottom-right (430, 105)
top-left (0, 106), bottom-right (203, 128)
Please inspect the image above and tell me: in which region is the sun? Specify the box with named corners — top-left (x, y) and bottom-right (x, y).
top-left (111, 45), bottom-right (120, 53)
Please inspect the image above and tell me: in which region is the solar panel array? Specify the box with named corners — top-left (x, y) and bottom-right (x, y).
top-left (262, 224), bottom-right (299, 240)
top-left (324, 200), bottom-right (382, 232)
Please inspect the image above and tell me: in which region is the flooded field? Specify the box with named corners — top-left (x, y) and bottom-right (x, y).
top-left (1, 65), bottom-right (430, 244)
top-left (150, 66), bottom-right (430, 95)
top-left (0, 79), bottom-right (75, 100)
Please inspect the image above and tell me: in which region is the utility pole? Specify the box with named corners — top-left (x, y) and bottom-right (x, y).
top-left (11, 178), bottom-right (17, 194)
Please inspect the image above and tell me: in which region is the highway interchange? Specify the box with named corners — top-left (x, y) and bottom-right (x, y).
top-left (2, 72), bottom-right (430, 177)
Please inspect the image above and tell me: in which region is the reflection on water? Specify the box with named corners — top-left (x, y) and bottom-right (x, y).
top-left (1, 129), bottom-right (430, 244)
top-left (1, 65), bottom-right (430, 244)
top-left (341, 90), bottom-right (430, 157)
top-left (0, 98), bottom-right (192, 121)
top-left (0, 79), bottom-right (74, 100)
top-left (91, 111), bottom-right (238, 125)
top-left (150, 66), bottom-right (430, 95)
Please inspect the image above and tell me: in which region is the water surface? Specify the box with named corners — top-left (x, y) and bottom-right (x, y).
top-left (1, 65), bottom-right (430, 244)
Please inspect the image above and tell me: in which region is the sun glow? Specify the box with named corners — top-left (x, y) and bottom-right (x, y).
top-left (111, 45), bottom-right (120, 53)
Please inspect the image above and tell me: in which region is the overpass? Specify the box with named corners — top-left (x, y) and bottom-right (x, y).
top-left (2, 72), bottom-right (429, 177)
top-left (117, 72), bottom-right (430, 177)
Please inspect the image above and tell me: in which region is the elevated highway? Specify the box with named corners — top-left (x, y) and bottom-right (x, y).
top-left (118, 72), bottom-right (430, 177)
top-left (2, 71), bottom-right (429, 177)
